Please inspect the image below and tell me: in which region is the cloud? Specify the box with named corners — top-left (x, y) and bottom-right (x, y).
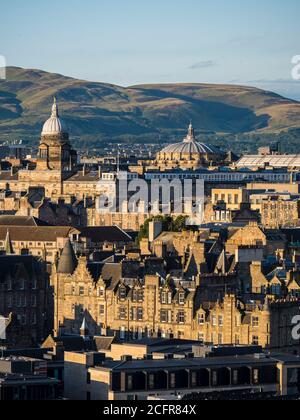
top-left (189, 60), bottom-right (217, 70)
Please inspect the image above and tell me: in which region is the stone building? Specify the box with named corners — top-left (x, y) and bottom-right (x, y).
top-left (261, 197), bottom-right (300, 228)
top-left (0, 99), bottom-right (101, 202)
top-left (155, 123), bottom-right (226, 170)
top-left (52, 241), bottom-right (300, 354)
top-left (0, 255), bottom-right (52, 348)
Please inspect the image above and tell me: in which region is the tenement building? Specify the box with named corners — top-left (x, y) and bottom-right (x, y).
top-left (0, 255), bottom-right (52, 348)
top-left (52, 224), bottom-right (300, 355)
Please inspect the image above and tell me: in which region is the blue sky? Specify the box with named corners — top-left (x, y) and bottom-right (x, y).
top-left (1, 0), bottom-right (300, 99)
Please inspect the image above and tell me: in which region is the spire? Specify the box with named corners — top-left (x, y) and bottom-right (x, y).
top-left (215, 249), bottom-right (229, 275)
top-left (4, 229), bottom-right (14, 255)
top-left (57, 240), bottom-right (77, 274)
top-left (184, 121), bottom-right (196, 143)
top-left (80, 317), bottom-right (90, 339)
top-left (51, 97), bottom-right (59, 118)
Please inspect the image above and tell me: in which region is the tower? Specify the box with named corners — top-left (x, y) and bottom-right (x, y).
top-left (53, 240), bottom-right (78, 335)
top-left (37, 98), bottom-right (77, 172)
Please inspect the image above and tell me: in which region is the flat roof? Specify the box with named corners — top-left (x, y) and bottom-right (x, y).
top-left (91, 355), bottom-right (276, 372)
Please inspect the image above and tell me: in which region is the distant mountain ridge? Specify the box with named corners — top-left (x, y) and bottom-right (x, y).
top-left (0, 66), bottom-right (300, 148)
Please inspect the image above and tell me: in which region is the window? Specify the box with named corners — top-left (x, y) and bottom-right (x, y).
top-left (31, 295), bottom-right (37, 308)
top-left (133, 290), bottom-right (143, 303)
top-left (191, 372), bottom-right (197, 387)
top-left (212, 371), bottom-right (218, 386)
top-left (252, 336), bottom-right (259, 346)
top-left (178, 311), bottom-right (185, 324)
top-left (232, 370), bottom-right (238, 385)
top-left (218, 316), bottom-right (223, 327)
top-left (120, 327), bottom-right (126, 340)
top-left (127, 375), bottom-right (133, 391)
top-left (98, 287), bottom-right (105, 298)
top-left (218, 334), bottom-right (223, 344)
top-left (160, 310), bottom-right (168, 323)
top-left (119, 307), bottom-right (127, 321)
top-left (119, 287), bottom-right (127, 300)
top-left (198, 333), bottom-right (204, 344)
top-left (170, 373), bottom-right (176, 389)
top-left (212, 315), bottom-right (217, 326)
top-left (130, 308), bottom-right (136, 321)
top-left (253, 369), bottom-right (259, 385)
top-left (149, 374), bottom-right (155, 390)
top-left (178, 292), bottom-right (185, 305)
top-left (79, 286), bottom-right (84, 296)
top-left (252, 317), bottom-right (259, 327)
top-left (161, 292), bottom-right (167, 304)
top-left (198, 313), bottom-right (205, 325)
top-left (137, 308), bottom-right (143, 322)
top-left (99, 305), bottom-right (105, 316)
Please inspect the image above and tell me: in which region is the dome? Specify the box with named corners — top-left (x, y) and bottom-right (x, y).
top-left (42, 98), bottom-right (68, 136)
top-left (158, 123), bottom-right (222, 158)
top-left (160, 140), bottom-right (220, 155)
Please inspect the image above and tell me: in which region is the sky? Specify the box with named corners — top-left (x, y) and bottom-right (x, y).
top-left (1, 0), bottom-right (300, 99)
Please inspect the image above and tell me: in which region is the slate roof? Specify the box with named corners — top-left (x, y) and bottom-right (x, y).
top-left (0, 226), bottom-right (76, 242)
top-left (57, 240), bottom-right (78, 274)
top-left (0, 216), bottom-right (51, 227)
top-left (79, 226), bottom-right (132, 243)
top-left (0, 255), bottom-right (43, 282)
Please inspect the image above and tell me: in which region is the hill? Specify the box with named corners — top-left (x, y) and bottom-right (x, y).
top-left (0, 66), bottom-right (300, 151)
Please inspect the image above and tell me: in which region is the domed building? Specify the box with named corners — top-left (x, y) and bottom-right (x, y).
top-left (156, 123), bottom-right (225, 170)
top-left (37, 98), bottom-right (77, 171)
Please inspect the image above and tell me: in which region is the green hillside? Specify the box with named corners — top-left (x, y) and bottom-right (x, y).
top-left (0, 66), bottom-right (300, 152)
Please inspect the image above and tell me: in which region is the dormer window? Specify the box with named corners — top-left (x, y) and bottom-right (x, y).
top-left (198, 313), bottom-right (205, 325)
top-left (179, 292), bottom-right (185, 305)
top-left (133, 289), bottom-right (143, 303)
top-left (119, 287), bottom-right (127, 300)
top-left (98, 287), bottom-right (105, 298)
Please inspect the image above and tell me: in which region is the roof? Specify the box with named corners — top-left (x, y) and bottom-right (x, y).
top-left (0, 172), bottom-right (18, 181)
top-left (93, 354), bottom-right (276, 372)
top-left (57, 240), bottom-right (78, 274)
top-left (159, 123), bottom-right (222, 157)
top-left (0, 226), bottom-right (76, 242)
top-left (236, 154), bottom-right (300, 169)
top-left (0, 255), bottom-right (43, 281)
top-left (160, 141), bottom-right (221, 156)
top-left (79, 226), bottom-right (132, 244)
top-left (87, 262), bottom-right (122, 286)
top-left (0, 216), bottom-right (51, 227)
top-left (42, 98), bottom-right (68, 136)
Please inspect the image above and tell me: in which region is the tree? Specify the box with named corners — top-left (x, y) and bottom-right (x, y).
top-left (137, 215), bottom-right (188, 244)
